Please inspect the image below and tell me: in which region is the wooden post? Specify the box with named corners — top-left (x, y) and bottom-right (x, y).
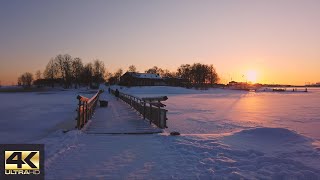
top-left (158, 106), bottom-right (161, 128)
top-left (149, 104), bottom-right (152, 124)
top-left (85, 102), bottom-right (88, 123)
top-left (77, 97), bottom-right (81, 129)
top-left (82, 101), bottom-right (85, 128)
top-left (143, 102), bottom-right (146, 119)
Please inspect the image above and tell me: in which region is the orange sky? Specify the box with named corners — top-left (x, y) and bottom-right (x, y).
top-left (1, 0), bottom-right (319, 86)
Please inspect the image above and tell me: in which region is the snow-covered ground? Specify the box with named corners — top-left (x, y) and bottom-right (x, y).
top-left (0, 85), bottom-right (319, 179)
top-left (119, 86), bottom-right (320, 143)
top-left (0, 88), bottom-right (96, 143)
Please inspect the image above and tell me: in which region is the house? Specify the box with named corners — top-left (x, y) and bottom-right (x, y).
top-left (120, 72), bottom-right (165, 86)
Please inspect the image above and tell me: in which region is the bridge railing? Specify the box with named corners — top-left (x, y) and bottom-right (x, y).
top-left (110, 89), bottom-right (168, 129)
top-left (76, 90), bottom-right (102, 129)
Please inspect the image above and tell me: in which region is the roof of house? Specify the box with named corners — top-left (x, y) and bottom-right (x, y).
top-left (126, 72), bottom-right (162, 79)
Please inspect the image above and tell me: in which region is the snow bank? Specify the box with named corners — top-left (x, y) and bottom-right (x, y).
top-left (222, 128), bottom-right (314, 153)
top-left (166, 133), bottom-right (320, 179)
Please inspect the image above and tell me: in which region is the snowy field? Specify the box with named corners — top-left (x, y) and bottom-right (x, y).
top-left (0, 88), bottom-right (96, 143)
top-left (0, 86), bottom-right (319, 179)
top-left (120, 86), bottom-right (320, 142)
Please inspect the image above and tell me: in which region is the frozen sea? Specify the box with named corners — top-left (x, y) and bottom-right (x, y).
top-left (123, 86), bottom-right (320, 144)
top-left (0, 86), bottom-right (319, 179)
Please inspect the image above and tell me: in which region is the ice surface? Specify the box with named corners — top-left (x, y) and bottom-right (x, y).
top-left (0, 88), bottom-right (96, 143)
top-left (1, 86), bottom-right (319, 178)
top-left (121, 86), bottom-right (320, 143)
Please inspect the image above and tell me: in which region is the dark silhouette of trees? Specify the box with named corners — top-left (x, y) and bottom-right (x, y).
top-left (31, 53), bottom-right (220, 89)
top-left (145, 66), bottom-right (163, 75)
top-left (55, 54), bottom-right (73, 88)
top-left (107, 76), bottom-right (118, 85)
top-left (72, 57), bottom-right (84, 88)
top-left (81, 62), bottom-right (93, 87)
top-left (161, 69), bottom-right (176, 78)
top-left (93, 59), bottom-right (105, 84)
top-left (41, 54), bottom-right (107, 89)
top-left (106, 68), bottom-right (123, 85)
top-left (176, 63), bottom-right (219, 86)
top-left (105, 71), bottom-right (113, 83)
top-left (190, 63), bottom-right (207, 85)
top-left (44, 58), bottom-right (59, 88)
top-left (114, 68), bottom-right (123, 84)
top-left (128, 65), bottom-right (137, 72)
top-left (18, 72), bottom-right (33, 88)
top-left (207, 64), bottom-right (219, 85)
top-left (35, 70), bottom-right (41, 80)
top-left (177, 64), bottom-right (192, 82)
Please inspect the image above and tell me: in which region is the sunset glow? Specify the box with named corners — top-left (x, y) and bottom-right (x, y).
top-left (246, 70), bottom-right (257, 83)
top-left (0, 1), bottom-right (320, 85)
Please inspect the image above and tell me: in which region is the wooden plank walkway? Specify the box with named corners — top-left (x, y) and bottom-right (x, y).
top-left (84, 92), bottom-right (163, 134)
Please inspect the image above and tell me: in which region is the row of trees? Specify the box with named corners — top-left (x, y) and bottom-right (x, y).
top-left (177, 63), bottom-right (219, 85)
top-left (18, 54), bottom-right (106, 88)
top-left (107, 63), bottom-right (219, 86)
top-left (17, 54), bottom-right (219, 88)
top-left (43, 54), bottom-right (105, 88)
top-left (18, 72), bottom-right (33, 87)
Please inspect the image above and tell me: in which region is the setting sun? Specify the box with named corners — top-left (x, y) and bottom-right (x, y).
top-left (246, 70), bottom-right (257, 83)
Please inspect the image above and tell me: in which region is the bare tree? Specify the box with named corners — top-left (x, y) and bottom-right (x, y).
top-left (81, 62), bottom-right (93, 87)
top-left (55, 54), bottom-right (73, 88)
top-left (93, 59), bottom-right (105, 84)
top-left (176, 63), bottom-right (218, 86)
top-left (105, 71), bottom-right (113, 84)
top-left (128, 65), bottom-right (137, 72)
top-left (145, 66), bottom-right (163, 75)
top-left (17, 77), bottom-right (22, 86)
top-left (207, 64), bottom-right (219, 85)
top-left (161, 69), bottom-right (175, 78)
top-left (114, 68), bottom-right (123, 84)
top-left (177, 64), bottom-right (192, 81)
top-left (35, 70), bottom-right (41, 80)
top-left (72, 57), bottom-right (83, 88)
top-left (18, 72), bottom-right (33, 88)
top-left (44, 58), bottom-right (59, 88)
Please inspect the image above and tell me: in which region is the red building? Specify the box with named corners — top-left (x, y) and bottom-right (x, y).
top-left (120, 72), bottom-right (165, 86)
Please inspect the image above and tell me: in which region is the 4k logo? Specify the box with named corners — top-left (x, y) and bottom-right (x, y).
top-left (5, 151), bottom-right (40, 170)
top-left (1, 144), bottom-right (44, 180)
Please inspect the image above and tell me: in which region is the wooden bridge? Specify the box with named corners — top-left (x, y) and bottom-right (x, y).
top-left (76, 89), bottom-right (166, 134)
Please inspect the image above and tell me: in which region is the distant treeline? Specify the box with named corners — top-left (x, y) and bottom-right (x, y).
top-left (18, 54), bottom-right (220, 88)
top-left (18, 54), bottom-right (105, 89)
top-left (108, 63), bottom-right (219, 87)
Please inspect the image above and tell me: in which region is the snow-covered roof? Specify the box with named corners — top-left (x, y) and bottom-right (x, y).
top-left (127, 72), bottom-right (162, 79)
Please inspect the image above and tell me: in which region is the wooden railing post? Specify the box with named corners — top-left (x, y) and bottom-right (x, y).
top-left (77, 96), bottom-right (81, 129)
top-left (158, 106), bottom-right (161, 128)
top-left (76, 90), bottom-right (101, 130)
top-left (108, 88), bottom-right (168, 129)
top-left (149, 104), bottom-right (152, 124)
top-left (85, 101), bottom-right (88, 123)
top-left (143, 102), bottom-right (146, 119)
top-left (81, 102), bottom-right (87, 128)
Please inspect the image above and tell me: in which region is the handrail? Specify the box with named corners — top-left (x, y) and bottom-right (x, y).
top-left (76, 90), bottom-right (103, 129)
top-left (110, 88), bottom-right (168, 129)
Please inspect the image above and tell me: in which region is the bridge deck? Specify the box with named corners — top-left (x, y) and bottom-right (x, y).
top-left (84, 92), bottom-right (163, 134)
